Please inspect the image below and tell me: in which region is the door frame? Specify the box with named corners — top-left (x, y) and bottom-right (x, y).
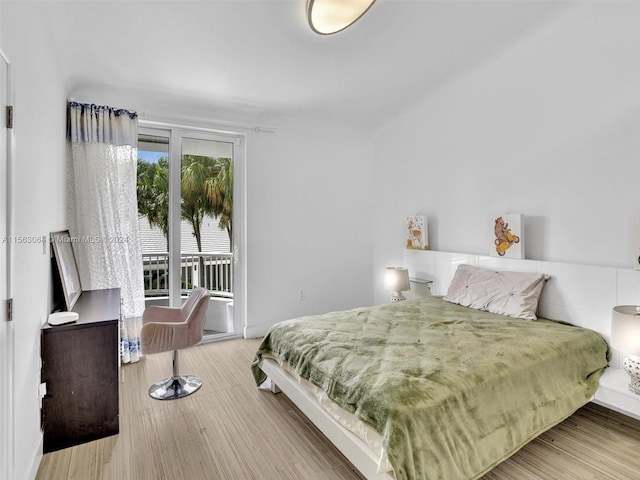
top-left (0, 47), bottom-right (14, 480)
top-left (138, 121), bottom-right (246, 338)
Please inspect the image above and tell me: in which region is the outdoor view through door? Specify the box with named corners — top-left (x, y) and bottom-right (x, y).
top-left (137, 130), bottom-right (235, 341)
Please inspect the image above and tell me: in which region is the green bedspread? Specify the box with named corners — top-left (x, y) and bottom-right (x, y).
top-left (251, 296), bottom-right (609, 480)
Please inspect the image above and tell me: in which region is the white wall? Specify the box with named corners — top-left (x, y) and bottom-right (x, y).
top-left (2, 3), bottom-right (68, 480)
top-left (246, 116), bottom-right (374, 336)
top-left (372, 1), bottom-right (640, 304)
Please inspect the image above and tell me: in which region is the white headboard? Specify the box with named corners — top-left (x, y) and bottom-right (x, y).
top-left (403, 249), bottom-right (640, 370)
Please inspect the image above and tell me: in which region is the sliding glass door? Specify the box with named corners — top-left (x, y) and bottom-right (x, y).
top-left (137, 125), bottom-right (243, 341)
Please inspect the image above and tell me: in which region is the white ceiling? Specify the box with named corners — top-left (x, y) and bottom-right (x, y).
top-left (36, 0), bottom-right (568, 128)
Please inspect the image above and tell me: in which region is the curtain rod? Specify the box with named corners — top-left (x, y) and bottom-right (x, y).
top-left (139, 112), bottom-right (277, 134)
top-left (68, 98), bottom-right (276, 134)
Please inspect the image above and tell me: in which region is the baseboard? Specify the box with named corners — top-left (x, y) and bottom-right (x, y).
top-left (243, 322), bottom-right (270, 339)
top-left (26, 434), bottom-right (43, 480)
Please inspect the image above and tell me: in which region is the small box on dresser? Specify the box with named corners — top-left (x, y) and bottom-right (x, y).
top-left (41, 288), bottom-right (121, 453)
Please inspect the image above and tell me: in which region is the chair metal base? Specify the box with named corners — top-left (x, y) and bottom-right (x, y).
top-left (148, 375), bottom-right (202, 400)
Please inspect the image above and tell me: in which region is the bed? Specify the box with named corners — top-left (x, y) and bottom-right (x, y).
top-left (251, 262), bottom-right (610, 480)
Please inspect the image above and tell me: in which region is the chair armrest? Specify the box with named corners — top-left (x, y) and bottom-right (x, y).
top-left (142, 305), bottom-right (182, 325)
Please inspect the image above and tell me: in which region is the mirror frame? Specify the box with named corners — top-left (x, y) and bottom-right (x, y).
top-left (50, 230), bottom-right (82, 311)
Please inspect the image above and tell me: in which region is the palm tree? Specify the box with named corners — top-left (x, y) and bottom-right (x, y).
top-left (137, 158), bottom-right (169, 250)
top-left (205, 157), bottom-right (233, 250)
top-left (139, 155), bottom-right (233, 252)
top-left (181, 155), bottom-right (233, 285)
top-left (181, 155), bottom-right (220, 252)
top-left (138, 155), bottom-right (234, 289)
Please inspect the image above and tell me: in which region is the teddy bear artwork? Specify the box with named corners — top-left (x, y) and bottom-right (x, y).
top-left (492, 214), bottom-right (524, 258)
top-left (406, 215), bottom-right (429, 250)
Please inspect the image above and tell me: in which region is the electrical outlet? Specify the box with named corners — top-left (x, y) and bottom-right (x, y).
top-left (298, 289), bottom-right (306, 301)
top-left (38, 382), bottom-right (47, 409)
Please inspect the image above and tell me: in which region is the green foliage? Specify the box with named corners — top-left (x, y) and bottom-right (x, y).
top-left (137, 157), bottom-right (170, 248)
top-left (205, 157), bottom-right (233, 242)
top-left (137, 155), bottom-right (233, 252)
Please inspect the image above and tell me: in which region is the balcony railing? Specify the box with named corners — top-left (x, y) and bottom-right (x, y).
top-left (142, 252), bottom-right (233, 298)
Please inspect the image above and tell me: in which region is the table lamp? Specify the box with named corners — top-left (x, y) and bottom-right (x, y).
top-left (611, 305), bottom-right (640, 395)
top-left (384, 267), bottom-right (410, 302)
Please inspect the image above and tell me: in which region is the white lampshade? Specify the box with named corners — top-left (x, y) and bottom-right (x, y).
top-left (611, 306), bottom-right (640, 356)
top-left (307, 0), bottom-right (376, 35)
top-left (611, 305), bottom-right (640, 395)
top-left (384, 267), bottom-right (410, 302)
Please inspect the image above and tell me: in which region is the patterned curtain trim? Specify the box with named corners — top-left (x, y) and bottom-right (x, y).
top-left (67, 101), bottom-right (138, 146)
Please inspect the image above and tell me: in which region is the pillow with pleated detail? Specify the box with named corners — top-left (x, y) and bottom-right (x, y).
top-left (444, 264), bottom-right (549, 320)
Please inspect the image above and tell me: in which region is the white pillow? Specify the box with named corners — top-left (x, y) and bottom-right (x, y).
top-left (444, 264), bottom-right (549, 320)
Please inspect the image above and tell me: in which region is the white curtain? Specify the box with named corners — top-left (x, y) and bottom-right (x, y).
top-left (67, 102), bottom-right (145, 363)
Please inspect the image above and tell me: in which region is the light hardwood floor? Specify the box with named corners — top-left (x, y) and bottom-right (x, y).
top-left (36, 338), bottom-right (640, 480)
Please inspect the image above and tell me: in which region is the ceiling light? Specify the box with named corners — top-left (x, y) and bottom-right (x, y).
top-left (307, 0), bottom-right (376, 35)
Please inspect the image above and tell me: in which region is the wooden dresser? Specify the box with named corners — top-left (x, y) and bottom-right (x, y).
top-left (41, 288), bottom-right (121, 453)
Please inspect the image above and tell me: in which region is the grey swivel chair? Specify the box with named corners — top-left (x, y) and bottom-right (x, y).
top-left (140, 287), bottom-right (210, 400)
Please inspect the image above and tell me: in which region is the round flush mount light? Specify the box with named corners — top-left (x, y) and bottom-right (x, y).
top-left (307, 0), bottom-right (377, 35)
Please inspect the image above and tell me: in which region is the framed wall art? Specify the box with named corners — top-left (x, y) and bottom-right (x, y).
top-left (491, 214), bottom-right (524, 259)
top-left (406, 215), bottom-right (429, 250)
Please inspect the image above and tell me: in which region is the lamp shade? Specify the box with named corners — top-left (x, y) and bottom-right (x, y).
top-left (384, 267), bottom-right (410, 293)
top-left (611, 306), bottom-right (640, 356)
top-left (307, 0), bottom-right (376, 35)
